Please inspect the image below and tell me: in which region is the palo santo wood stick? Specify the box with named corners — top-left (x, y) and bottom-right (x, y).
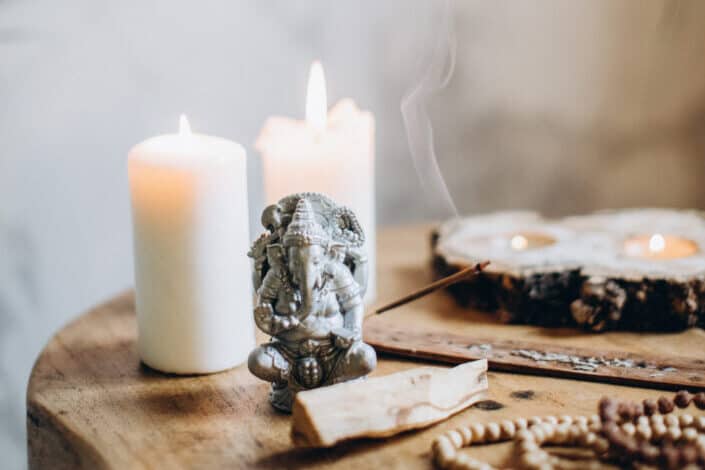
top-left (375, 261), bottom-right (490, 314)
top-left (291, 359), bottom-right (488, 448)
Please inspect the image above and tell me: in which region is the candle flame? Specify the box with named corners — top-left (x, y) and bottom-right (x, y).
top-left (306, 61), bottom-right (327, 133)
top-left (649, 233), bottom-right (666, 253)
top-left (510, 234), bottom-right (529, 251)
top-left (179, 114), bottom-right (192, 136)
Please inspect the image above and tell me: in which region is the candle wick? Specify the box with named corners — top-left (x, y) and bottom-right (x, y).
top-left (649, 233), bottom-right (665, 253)
top-left (179, 114), bottom-right (192, 136)
top-left (306, 61), bottom-right (328, 133)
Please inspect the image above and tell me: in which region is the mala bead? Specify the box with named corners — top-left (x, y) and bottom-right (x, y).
top-left (650, 414), bottom-right (665, 427)
top-left (450, 453), bottom-right (470, 470)
top-left (660, 445), bottom-right (680, 469)
top-left (530, 426), bottom-right (546, 444)
top-left (447, 430), bottom-right (464, 448)
top-left (665, 414), bottom-right (679, 428)
top-left (652, 423), bottom-right (668, 439)
top-left (436, 435), bottom-right (453, 453)
top-left (639, 442), bottom-right (660, 464)
top-left (589, 414), bottom-right (601, 428)
top-left (517, 438), bottom-right (539, 454)
top-left (470, 423), bottom-right (486, 443)
top-left (636, 424), bottom-right (652, 440)
top-left (696, 416), bottom-right (705, 431)
top-left (621, 422), bottom-right (636, 437)
top-left (679, 414), bottom-right (694, 427)
top-left (514, 418), bottom-right (528, 430)
top-left (680, 445), bottom-right (697, 465)
top-left (529, 416), bottom-right (543, 426)
top-left (658, 396), bottom-right (675, 414)
top-left (694, 392), bottom-right (705, 410)
top-left (643, 398), bottom-right (658, 416)
top-left (459, 426), bottom-right (474, 445)
top-left (516, 429), bottom-right (532, 442)
top-left (543, 416), bottom-right (558, 426)
top-left (592, 436), bottom-right (610, 454)
top-left (540, 423), bottom-right (555, 440)
top-left (520, 450), bottom-right (546, 468)
top-left (434, 440), bottom-right (454, 466)
top-left (579, 430), bottom-right (596, 447)
top-left (666, 426), bottom-right (682, 441)
top-left (485, 422), bottom-right (501, 442)
top-left (675, 390), bottom-right (693, 408)
top-left (568, 425), bottom-right (584, 442)
top-left (599, 397), bottom-right (617, 422)
top-left (632, 402), bottom-right (644, 418)
top-left (683, 427), bottom-right (698, 442)
top-left (500, 420), bottom-right (516, 438)
top-left (618, 401), bottom-right (634, 421)
top-left (552, 425), bottom-right (568, 444)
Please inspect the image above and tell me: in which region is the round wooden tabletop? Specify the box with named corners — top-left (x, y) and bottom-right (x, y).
top-left (27, 226), bottom-right (705, 469)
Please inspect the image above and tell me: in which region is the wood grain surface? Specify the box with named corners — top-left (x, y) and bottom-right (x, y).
top-left (27, 225), bottom-right (705, 470)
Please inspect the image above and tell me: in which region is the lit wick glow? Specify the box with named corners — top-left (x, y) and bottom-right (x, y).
top-left (306, 61), bottom-right (327, 133)
top-left (624, 233), bottom-right (697, 260)
top-left (648, 233), bottom-right (665, 254)
top-left (179, 114), bottom-right (192, 136)
top-left (510, 234), bottom-right (529, 251)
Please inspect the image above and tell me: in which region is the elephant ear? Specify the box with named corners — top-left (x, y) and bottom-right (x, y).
top-left (330, 206), bottom-right (365, 248)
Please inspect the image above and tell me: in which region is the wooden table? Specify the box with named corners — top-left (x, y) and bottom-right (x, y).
top-left (27, 226), bottom-right (705, 469)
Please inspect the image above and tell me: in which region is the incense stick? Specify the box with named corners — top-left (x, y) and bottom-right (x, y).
top-left (375, 261), bottom-right (490, 314)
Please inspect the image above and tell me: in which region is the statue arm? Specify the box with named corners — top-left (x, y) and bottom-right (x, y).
top-left (255, 305), bottom-right (300, 336)
top-left (254, 270), bottom-right (299, 335)
top-left (345, 247), bottom-right (369, 298)
top-left (332, 266), bottom-right (364, 336)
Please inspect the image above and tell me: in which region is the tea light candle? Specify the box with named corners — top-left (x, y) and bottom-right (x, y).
top-left (624, 233), bottom-right (698, 260)
top-left (508, 232), bottom-right (556, 251)
top-left (256, 61), bottom-right (376, 301)
top-left (128, 115), bottom-right (254, 374)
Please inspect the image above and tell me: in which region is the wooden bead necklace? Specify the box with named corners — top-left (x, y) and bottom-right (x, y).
top-left (431, 391), bottom-right (705, 469)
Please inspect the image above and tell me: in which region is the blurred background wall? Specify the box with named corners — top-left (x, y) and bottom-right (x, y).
top-left (2, 0), bottom-right (705, 467)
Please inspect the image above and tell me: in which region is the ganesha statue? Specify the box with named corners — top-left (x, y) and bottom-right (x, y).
top-left (247, 193), bottom-right (377, 412)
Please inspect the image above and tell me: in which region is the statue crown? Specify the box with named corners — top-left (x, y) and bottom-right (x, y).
top-left (283, 198), bottom-right (330, 247)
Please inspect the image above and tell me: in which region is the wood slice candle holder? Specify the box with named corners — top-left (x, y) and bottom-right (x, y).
top-left (431, 209), bottom-right (705, 332)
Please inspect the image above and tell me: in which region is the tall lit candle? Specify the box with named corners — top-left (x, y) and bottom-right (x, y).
top-left (128, 115), bottom-right (253, 374)
top-left (256, 62), bottom-right (377, 301)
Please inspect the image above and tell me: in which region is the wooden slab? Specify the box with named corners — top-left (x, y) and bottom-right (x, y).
top-left (431, 210), bottom-right (705, 331)
top-left (27, 225), bottom-right (705, 470)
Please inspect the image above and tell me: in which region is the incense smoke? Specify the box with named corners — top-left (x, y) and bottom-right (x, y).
top-left (400, 0), bottom-right (458, 219)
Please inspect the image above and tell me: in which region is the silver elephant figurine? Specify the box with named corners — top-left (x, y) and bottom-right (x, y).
top-left (247, 193), bottom-right (377, 412)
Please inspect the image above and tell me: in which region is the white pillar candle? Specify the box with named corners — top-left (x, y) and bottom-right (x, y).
top-left (128, 115), bottom-right (253, 374)
top-left (256, 62), bottom-right (377, 301)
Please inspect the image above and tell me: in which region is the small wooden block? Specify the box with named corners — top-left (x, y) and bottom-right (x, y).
top-left (291, 359), bottom-right (488, 448)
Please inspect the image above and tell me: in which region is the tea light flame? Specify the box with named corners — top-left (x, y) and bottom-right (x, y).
top-left (306, 61), bottom-right (327, 133)
top-left (179, 114), bottom-right (192, 136)
top-left (649, 233), bottom-right (666, 254)
top-left (510, 234), bottom-right (529, 251)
